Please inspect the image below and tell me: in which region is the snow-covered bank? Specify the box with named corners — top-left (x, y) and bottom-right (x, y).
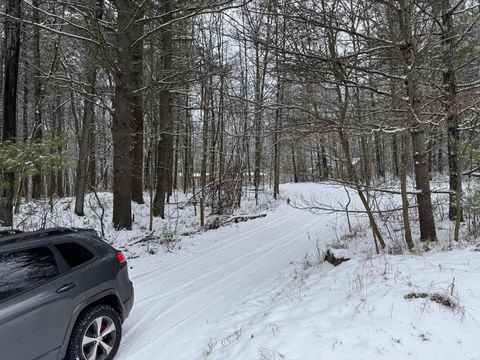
top-left (207, 248), bottom-right (480, 360)
top-left (14, 187), bottom-right (281, 258)
top-left (200, 183), bottom-right (480, 360)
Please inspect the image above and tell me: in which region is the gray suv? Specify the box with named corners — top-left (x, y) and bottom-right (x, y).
top-left (0, 227), bottom-right (134, 360)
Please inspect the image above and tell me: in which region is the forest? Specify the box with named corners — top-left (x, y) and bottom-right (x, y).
top-left (1, 0), bottom-right (480, 250)
top-left (2, 1), bottom-right (480, 359)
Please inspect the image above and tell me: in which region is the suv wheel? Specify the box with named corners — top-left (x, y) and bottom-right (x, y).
top-left (66, 305), bottom-right (122, 360)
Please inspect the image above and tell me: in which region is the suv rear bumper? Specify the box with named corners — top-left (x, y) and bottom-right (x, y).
top-left (123, 281), bottom-right (134, 319)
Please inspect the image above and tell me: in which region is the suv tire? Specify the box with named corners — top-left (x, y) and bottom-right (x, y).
top-left (66, 305), bottom-right (122, 360)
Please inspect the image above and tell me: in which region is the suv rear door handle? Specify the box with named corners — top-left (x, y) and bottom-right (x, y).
top-left (56, 282), bottom-right (78, 293)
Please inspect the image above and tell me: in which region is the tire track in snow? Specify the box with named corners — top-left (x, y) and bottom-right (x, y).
top-left (118, 208), bottom-right (328, 360)
top-left (132, 206), bottom-right (292, 285)
top-left (131, 208), bottom-right (317, 313)
top-left (130, 205), bottom-right (309, 308)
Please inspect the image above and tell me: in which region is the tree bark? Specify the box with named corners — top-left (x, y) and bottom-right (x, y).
top-left (374, 131), bottom-right (384, 179)
top-left (131, 25), bottom-right (145, 204)
top-left (291, 145), bottom-right (298, 183)
top-left (441, 0), bottom-right (463, 221)
top-left (112, 81), bottom-right (133, 229)
top-left (398, 0), bottom-right (437, 242)
top-left (75, 0), bottom-right (103, 216)
top-left (173, 122), bottom-right (179, 192)
top-left (153, 0), bottom-right (173, 218)
top-left (56, 95), bottom-right (65, 197)
top-left (273, 3), bottom-right (284, 199)
top-left (321, 144), bottom-right (328, 179)
top-left (209, 79), bottom-right (217, 210)
top-left (20, 26), bottom-right (29, 202)
top-left (183, 92), bottom-right (193, 194)
top-left (253, 43), bottom-right (263, 203)
top-left (88, 119), bottom-right (96, 188)
top-left (31, 0), bottom-right (43, 199)
top-left (1, 0), bottom-right (21, 227)
top-left (401, 132), bottom-right (414, 250)
top-left (217, 70), bottom-right (225, 208)
top-left (111, 0), bottom-right (140, 229)
top-left (392, 134), bottom-right (400, 177)
top-left (200, 78), bottom-right (209, 197)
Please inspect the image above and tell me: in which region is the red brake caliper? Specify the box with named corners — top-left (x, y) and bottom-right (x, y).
top-left (100, 322), bottom-right (107, 339)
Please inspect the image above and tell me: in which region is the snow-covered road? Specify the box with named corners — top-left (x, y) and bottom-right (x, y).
top-left (116, 183), bottom-right (348, 360)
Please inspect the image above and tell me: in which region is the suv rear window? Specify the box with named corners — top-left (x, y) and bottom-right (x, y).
top-left (0, 247), bottom-right (59, 301)
top-left (56, 242), bottom-right (94, 268)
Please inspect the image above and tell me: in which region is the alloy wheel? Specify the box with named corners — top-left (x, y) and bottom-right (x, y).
top-left (81, 316), bottom-right (117, 360)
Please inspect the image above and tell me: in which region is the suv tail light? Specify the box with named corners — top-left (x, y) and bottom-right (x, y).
top-left (116, 251), bottom-right (126, 264)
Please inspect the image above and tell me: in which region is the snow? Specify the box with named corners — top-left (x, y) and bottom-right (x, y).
top-left (113, 182), bottom-right (479, 360)
top-left (326, 247), bottom-right (352, 260)
top-left (12, 182), bottom-right (480, 359)
top-left (116, 183), bottom-right (350, 360)
top-left (206, 249), bottom-right (480, 360)
top-left (14, 188), bottom-right (282, 259)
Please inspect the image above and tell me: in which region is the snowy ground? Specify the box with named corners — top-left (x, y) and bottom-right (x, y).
top-left (113, 182), bottom-right (479, 360)
top-left (14, 182), bottom-right (480, 359)
top-left (205, 249), bottom-right (480, 360)
top-left (116, 183), bottom-right (353, 360)
top-left (14, 188), bottom-right (280, 258)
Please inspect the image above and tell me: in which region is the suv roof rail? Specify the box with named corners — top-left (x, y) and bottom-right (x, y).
top-left (0, 229), bottom-right (23, 237)
top-left (0, 227), bottom-right (78, 246)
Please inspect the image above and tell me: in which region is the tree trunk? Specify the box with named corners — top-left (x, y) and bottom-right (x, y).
top-left (0, 29), bottom-right (3, 122)
top-left (88, 119), bottom-right (96, 187)
top-left (131, 27), bottom-right (145, 204)
top-left (209, 81), bottom-right (217, 209)
top-left (111, 0), bottom-right (139, 230)
top-left (401, 132), bottom-right (414, 250)
top-left (319, 144), bottom-right (327, 180)
top-left (1, 0), bottom-right (21, 227)
top-left (173, 124), bottom-right (179, 191)
top-left (273, 109), bottom-right (281, 198)
top-left (75, 60), bottom-right (97, 215)
top-left (31, 0), bottom-right (43, 199)
top-left (374, 132), bottom-right (384, 178)
top-left (398, 0), bottom-right (437, 242)
top-left (392, 134), bottom-right (400, 177)
top-left (112, 79), bottom-right (133, 229)
top-left (272, 0), bottom-right (285, 198)
top-left (437, 130), bottom-right (444, 174)
top-left (183, 92), bottom-right (192, 194)
top-left (74, 0), bottom-right (103, 216)
top-left (252, 17), bottom-right (271, 204)
top-left (56, 96), bottom-right (65, 197)
top-left (166, 105), bottom-right (174, 202)
top-left (21, 26), bottom-right (29, 201)
top-left (441, 0), bottom-right (463, 221)
top-left (291, 145), bottom-right (298, 183)
top-left (217, 69), bottom-right (225, 207)
top-left (200, 78), bottom-right (209, 196)
top-left (410, 127), bottom-right (437, 241)
top-left (152, 91), bottom-right (169, 218)
top-left (253, 43), bottom-right (263, 204)
top-left (153, 0), bottom-right (173, 218)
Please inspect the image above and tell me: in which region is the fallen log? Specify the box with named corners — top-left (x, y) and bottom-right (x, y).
top-left (324, 248), bottom-right (351, 266)
top-left (206, 213), bottom-right (267, 230)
